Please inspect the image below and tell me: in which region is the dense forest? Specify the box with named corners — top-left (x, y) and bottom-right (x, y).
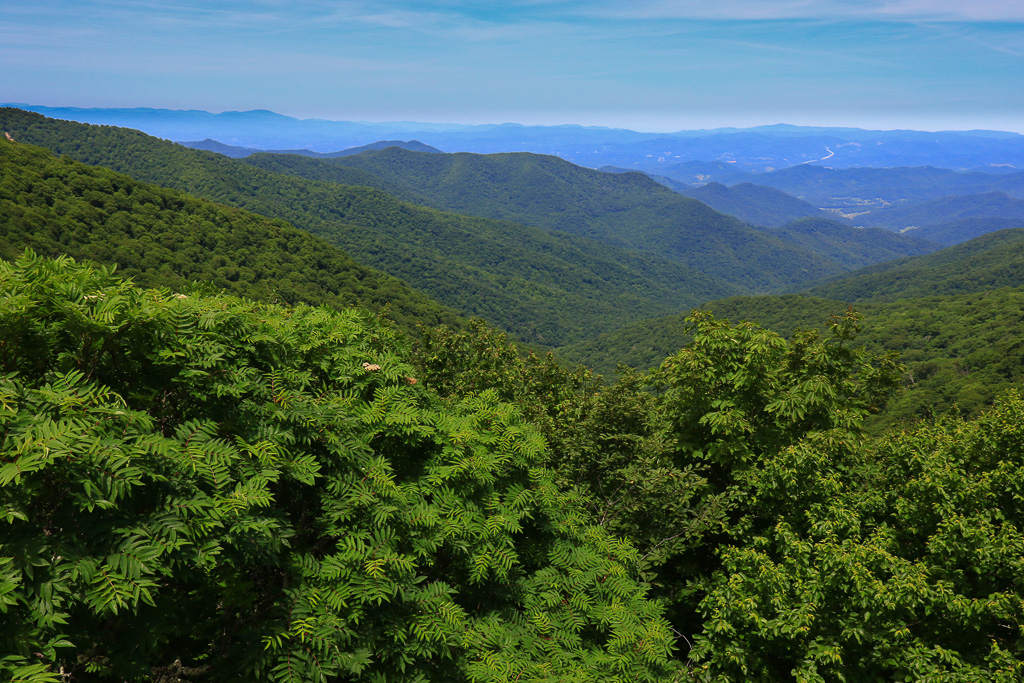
top-left (0, 133), bottom-right (462, 334)
top-left (0, 108), bottom-right (750, 347)
top-left (5, 255), bottom-right (1024, 681)
top-left (3, 108), bottom-right (1024, 681)
top-left (243, 146), bottom-right (931, 274)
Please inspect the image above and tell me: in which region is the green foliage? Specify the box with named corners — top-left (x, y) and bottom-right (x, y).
top-left (413, 319), bottom-right (600, 428)
top-left (0, 130), bottom-right (462, 334)
top-left (411, 320), bottom-right (724, 633)
top-left (0, 254), bottom-right (677, 682)
top-left (652, 309), bottom-right (901, 480)
top-left (690, 392), bottom-right (1024, 681)
top-left (679, 182), bottom-right (829, 228)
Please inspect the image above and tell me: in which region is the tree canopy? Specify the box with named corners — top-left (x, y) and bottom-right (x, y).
top-left (0, 253), bottom-right (676, 683)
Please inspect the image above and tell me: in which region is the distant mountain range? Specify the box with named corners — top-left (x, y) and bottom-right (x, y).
top-left (863, 192), bottom-right (1024, 234)
top-left (0, 106), bottom-right (950, 348)
top-left (180, 138), bottom-right (442, 159)
top-left (678, 182), bottom-right (837, 227)
top-left (4, 105), bottom-right (1024, 434)
top-left (241, 145), bottom-right (935, 284)
top-left (7, 104), bottom-right (1024, 173)
top-left (737, 165), bottom-right (1024, 210)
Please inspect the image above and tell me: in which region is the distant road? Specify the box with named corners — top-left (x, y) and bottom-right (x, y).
top-left (800, 147), bottom-right (835, 165)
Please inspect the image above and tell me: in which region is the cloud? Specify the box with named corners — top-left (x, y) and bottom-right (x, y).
top-left (586, 0), bottom-right (1024, 22)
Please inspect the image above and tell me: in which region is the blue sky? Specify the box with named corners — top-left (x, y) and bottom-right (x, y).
top-left (4, 1), bottom-right (1024, 132)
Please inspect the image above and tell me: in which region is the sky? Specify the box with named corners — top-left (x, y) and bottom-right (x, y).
top-left (4, 1), bottom-right (1024, 133)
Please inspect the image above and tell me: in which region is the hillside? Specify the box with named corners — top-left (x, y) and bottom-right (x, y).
top-left (557, 294), bottom-right (848, 375)
top-left (0, 135), bottom-right (461, 333)
top-left (179, 138), bottom-right (442, 159)
top-left (861, 191), bottom-right (1024, 233)
top-left (680, 181), bottom-right (835, 227)
top-left (905, 216), bottom-right (1024, 245)
top-left (800, 228), bottom-right (1024, 302)
top-left (558, 286), bottom-right (1024, 431)
top-left (242, 146), bottom-right (849, 292)
top-left (647, 159), bottom-right (752, 186)
top-left (0, 108), bottom-right (738, 347)
top-left (745, 164), bottom-right (1024, 211)
top-left (763, 217), bottom-right (940, 269)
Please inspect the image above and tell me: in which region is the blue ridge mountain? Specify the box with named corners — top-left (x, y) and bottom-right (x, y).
top-left (762, 218), bottom-right (940, 269)
top-left (903, 217), bottom-right (1024, 245)
top-left (241, 146), bottom-right (850, 293)
top-left (742, 165), bottom-right (1024, 211)
top-left (10, 104), bottom-right (1024, 171)
top-left (679, 182), bottom-right (839, 227)
top-left (0, 107), bottom-right (741, 347)
top-left (642, 160), bottom-right (752, 186)
top-left (558, 228), bottom-right (1024, 373)
top-left (0, 134), bottom-right (463, 333)
top-left (860, 192), bottom-right (1024, 233)
top-left (798, 228), bottom-right (1024, 302)
top-left (179, 138), bottom-right (442, 158)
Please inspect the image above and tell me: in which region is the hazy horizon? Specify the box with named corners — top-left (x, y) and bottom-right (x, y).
top-left (6, 102), bottom-right (1022, 138)
top-left (5, 2), bottom-right (1023, 135)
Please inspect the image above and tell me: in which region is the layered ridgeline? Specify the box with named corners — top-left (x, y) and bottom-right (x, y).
top-left (802, 228), bottom-right (1024, 302)
top-left (759, 217), bottom-right (939, 269)
top-left (0, 134), bottom-right (460, 333)
top-left (240, 146), bottom-right (857, 290)
top-left (179, 138), bottom-right (443, 159)
top-left (7, 255), bottom-right (1024, 682)
top-left (248, 149), bottom-right (938, 272)
top-left (745, 164), bottom-right (1024, 208)
top-left (741, 164), bottom-right (1024, 243)
top-left (865, 192), bottom-right (1024, 245)
top-left (678, 181), bottom-right (838, 227)
top-left (0, 108), bottom-right (737, 347)
top-left (559, 229), bottom-right (1024, 429)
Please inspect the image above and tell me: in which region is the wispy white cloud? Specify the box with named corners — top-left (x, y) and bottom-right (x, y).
top-left (877, 1), bottom-right (1024, 22)
top-left (586, 0), bottom-right (1024, 22)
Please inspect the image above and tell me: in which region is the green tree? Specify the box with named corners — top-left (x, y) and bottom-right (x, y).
top-left (690, 393), bottom-right (1024, 681)
top-left (0, 253), bottom-right (677, 682)
top-left (643, 310), bottom-right (903, 643)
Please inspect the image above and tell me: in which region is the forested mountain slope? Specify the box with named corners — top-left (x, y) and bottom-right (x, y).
top-left (905, 216), bottom-right (1024, 245)
top-left (864, 191), bottom-right (1024, 229)
top-left (558, 286), bottom-right (1024, 431)
top-left (179, 138), bottom-right (442, 159)
top-left (744, 164), bottom-right (1024, 207)
top-left (801, 228), bottom-right (1024, 302)
top-left (242, 146), bottom-right (849, 291)
top-left (0, 136), bottom-right (461, 332)
top-left (762, 217), bottom-right (939, 269)
top-left (0, 108), bottom-right (737, 346)
top-left (558, 294), bottom-right (849, 375)
top-left (679, 181), bottom-right (835, 227)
